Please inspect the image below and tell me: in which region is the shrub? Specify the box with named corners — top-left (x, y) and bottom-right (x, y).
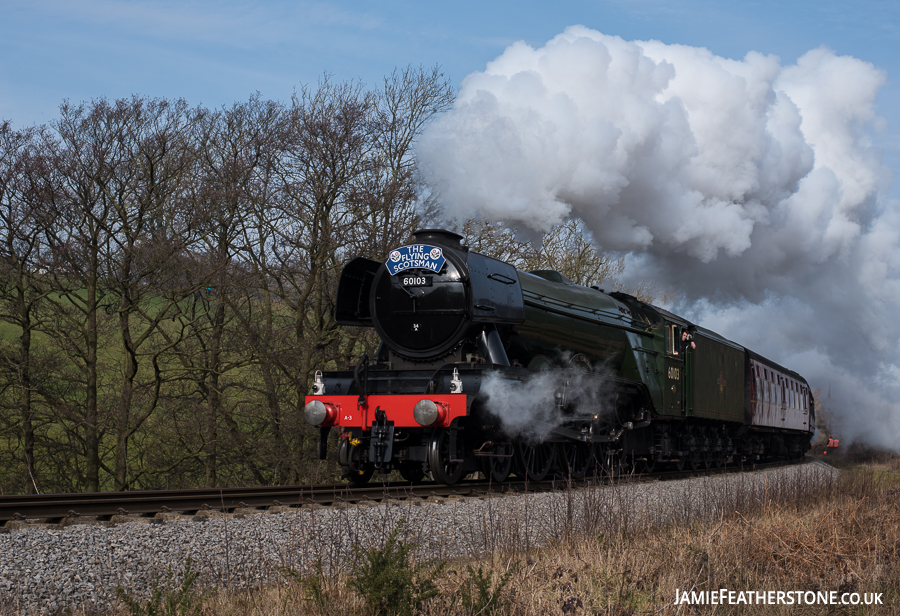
top-left (348, 518), bottom-right (444, 616)
top-left (460, 562), bottom-right (518, 615)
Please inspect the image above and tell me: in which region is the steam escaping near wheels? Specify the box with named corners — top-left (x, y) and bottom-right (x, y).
top-left (478, 368), bottom-right (617, 441)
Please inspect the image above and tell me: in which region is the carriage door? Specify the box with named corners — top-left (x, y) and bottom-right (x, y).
top-left (664, 323), bottom-right (685, 415)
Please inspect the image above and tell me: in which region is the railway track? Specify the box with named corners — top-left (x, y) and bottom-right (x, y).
top-left (0, 458), bottom-right (804, 529)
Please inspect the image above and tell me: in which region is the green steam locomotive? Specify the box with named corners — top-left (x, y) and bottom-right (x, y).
top-left (304, 229), bottom-right (814, 484)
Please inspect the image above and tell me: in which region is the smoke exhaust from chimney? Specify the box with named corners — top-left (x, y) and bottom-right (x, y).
top-left (417, 26), bottom-right (898, 450)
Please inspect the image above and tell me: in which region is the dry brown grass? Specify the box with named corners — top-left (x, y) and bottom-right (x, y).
top-left (468, 465), bottom-right (900, 615)
top-left (18, 457), bottom-right (900, 616)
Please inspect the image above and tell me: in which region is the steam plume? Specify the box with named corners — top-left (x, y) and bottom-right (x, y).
top-left (480, 369), bottom-right (615, 441)
top-left (417, 27), bottom-right (899, 449)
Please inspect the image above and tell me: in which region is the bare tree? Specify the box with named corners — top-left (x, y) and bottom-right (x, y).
top-left (92, 97), bottom-right (203, 490)
top-left (268, 79), bottom-right (373, 396)
top-left (228, 96), bottom-right (308, 483)
top-left (347, 65), bottom-right (455, 258)
top-left (458, 219), bottom-right (536, 263)
top-left (231, 79), bottom-right (374, 481)
top-left (36, 101), bottom-right (121, 492)
top-left (169, 96), bottom-right (285, 487)
top-left (0, 122), bottom-right (53, 493)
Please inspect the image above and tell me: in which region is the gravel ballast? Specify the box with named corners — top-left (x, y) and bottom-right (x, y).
top-left (0, 460), bottom-right (838, 614)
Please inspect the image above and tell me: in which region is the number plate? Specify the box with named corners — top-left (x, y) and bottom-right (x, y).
top-left (401, 275), bottom-right (433, 287)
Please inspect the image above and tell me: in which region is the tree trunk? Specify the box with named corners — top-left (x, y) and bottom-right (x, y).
top-left (113, 306), bottom-right (137, 491)
top-left (205, 297), bottom-right (226, 487)
top-left (84, 276), bottom-right (100, 493)
top-left (19, 321), bottom-right (37, 494)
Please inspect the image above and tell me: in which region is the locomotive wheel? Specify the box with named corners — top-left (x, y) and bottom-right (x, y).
top-left (399, 463), bottom-right (427, 484)
top-left (480, 442), bottom-right (514, 483)
top-left (711, 434), bottom-right (725, 468)
top-left (687, 453), bottom-right (706, 471)
top-left (684, 428), bottom-right (709, 471)
top-left (699, 430), bottom-right (712, 470)
top-left (557, 442), bottom-right (592, 480)
top-left (515, 441), bottom-right (557, 482)
top-left (428, 427), bottom-right (465, 485)
top-left (339, 439), bottom-right (374, 486)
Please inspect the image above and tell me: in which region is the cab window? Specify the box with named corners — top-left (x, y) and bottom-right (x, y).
top-left (667, 324), bottom-right (680, 356)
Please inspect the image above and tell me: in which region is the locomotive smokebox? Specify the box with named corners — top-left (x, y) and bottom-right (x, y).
top-left (334, 229), bottom-right (526, 360)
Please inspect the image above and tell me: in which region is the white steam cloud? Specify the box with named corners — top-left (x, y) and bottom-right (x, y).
top-left (480, 372), bottom-right (563, 440)
top-left (480, 369), bottom-right (615, 441)
top-left (418, 27), bottom-right (899, 450)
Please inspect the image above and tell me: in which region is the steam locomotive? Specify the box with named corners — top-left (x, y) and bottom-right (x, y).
top-left (304, 229), bottom-right (814, 485)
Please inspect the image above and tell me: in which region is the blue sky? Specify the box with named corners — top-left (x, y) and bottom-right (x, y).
top-left (2, 0), bottom-right (898, 196)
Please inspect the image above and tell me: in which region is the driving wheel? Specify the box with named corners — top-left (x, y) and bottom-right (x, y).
top-left (557, 442), bottom-right (592, 480)
top-left (428, 427), bottom-right (465, 485)
top-left (515, 440), bottom-right (558, 482)
top-left (480, 442), bottom-right (514, 483)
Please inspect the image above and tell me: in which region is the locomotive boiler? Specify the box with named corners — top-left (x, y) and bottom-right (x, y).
top-left (304, 229), bottom-right (814, 485)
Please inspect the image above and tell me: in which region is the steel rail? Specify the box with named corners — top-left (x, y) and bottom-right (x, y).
top-left (0, 458), bottom-right (805, 526)
top-left (0, 479), bottom-right (526, 523)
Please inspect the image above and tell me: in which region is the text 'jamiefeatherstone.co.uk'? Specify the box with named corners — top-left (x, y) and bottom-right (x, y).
top-left (673, 589), bottom-right (884, 606)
